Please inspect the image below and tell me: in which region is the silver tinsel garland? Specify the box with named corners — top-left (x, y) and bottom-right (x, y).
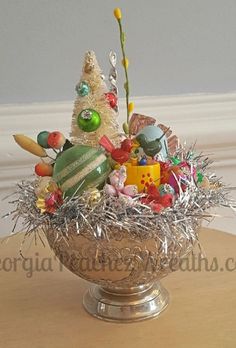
top-left (3, 147), bottom-right (235, 257)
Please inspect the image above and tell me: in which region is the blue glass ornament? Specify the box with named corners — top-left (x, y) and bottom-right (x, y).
top-left (76, 81), bottom-right (90, 97)
top-left (139, 157), bottom-right (147, 166)
top-left (159, 184), bottom-right (175, 196)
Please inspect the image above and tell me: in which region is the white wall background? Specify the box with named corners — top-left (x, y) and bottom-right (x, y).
top-left (1, 0), bottom-right (236, 104)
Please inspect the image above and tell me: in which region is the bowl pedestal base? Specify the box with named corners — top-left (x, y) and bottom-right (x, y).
top-left (83, 281), bottom-right (169, 323)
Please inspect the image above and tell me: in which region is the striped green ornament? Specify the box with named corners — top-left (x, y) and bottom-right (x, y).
top-left (53, 145), bottom-right (111, 197)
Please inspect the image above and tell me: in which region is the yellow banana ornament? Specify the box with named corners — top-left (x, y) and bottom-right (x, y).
top-left (13, 134), bottom-right (47, 157)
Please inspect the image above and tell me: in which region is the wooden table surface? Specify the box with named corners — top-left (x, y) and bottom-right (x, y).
top-left (0, 228), bottom-right (236, 348)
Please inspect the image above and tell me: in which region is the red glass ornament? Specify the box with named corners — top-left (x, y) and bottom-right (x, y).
top-left (105, 92), bottom-right (117, 109)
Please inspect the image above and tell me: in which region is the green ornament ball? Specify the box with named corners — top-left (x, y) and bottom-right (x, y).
top-left (37, 131), bottom-right (50, 148)
top-left (53, 145), bottom-right (111, 197)
top-left (76, 81), bottom-right (90, 97)
top-left (77, 109), bottom-right (101, 132)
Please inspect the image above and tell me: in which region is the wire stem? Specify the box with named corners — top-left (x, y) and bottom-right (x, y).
top-left (117, 19), bottom-right (130, 132)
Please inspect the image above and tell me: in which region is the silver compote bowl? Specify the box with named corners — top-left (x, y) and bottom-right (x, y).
top-left (45, 223), bottom-right (198, 322)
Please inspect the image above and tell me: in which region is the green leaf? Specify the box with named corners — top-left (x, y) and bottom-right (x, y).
top-left (124, 82), bottom-right (129, 93)
top-left (123, 122), bottom-right (129, 134)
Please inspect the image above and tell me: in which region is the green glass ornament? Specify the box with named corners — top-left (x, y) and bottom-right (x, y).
top-left (77, 109), bottom-right (101, 132)
top-left (53, 145), bottom-right (110, 197)
top-left (37, 131), bottom-right (50, 148)
top-left (76, 81), bottom-right (90, 97)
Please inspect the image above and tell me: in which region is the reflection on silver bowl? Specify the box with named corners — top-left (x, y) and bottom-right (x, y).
top-left (45, 225), bottom-right (199, 322)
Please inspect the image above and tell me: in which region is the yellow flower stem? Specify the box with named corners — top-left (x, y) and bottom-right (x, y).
top-left (117, 19), bottom-right (130, 134)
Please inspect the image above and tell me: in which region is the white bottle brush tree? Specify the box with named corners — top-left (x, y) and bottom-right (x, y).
top-left (70, 51), bottom-right (120, 147)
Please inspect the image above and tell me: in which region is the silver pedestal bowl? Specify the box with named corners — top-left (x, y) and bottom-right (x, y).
top-left (45, 225), bottom-right (197, 322)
